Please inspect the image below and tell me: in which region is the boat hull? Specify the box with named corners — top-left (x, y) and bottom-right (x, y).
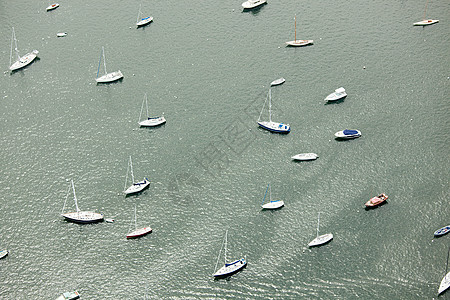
top-left (325, 89), bottom-right (347, 102)
top-left (258, 121), bottom-right (290, 133)
top-left (62, 211), bottom-right (104, 224)
top-left (127, 227), bottom-right (152, 239)
top-left (365, 194), bottom-right (388, 207)
top-left (308, 233), bottom-right (333, 247)
top-left (46, 3), bottom-right (59, 11)
top-left (0, 250), bottom-right (8, 259)
top-left (242, 0), bottom-right (266, 9)
top-left (334, 130), bottom-right (361, 140)
top-left (434, 225), bottom-right (450, 237)
top-left (291, 153), bottom-right (318, 161)
top-left (413, 19), bottom-right (439, 26)
top-left (213, 258), bottom-right (247, 278)
top-left (55, 291), bottom-right (80, 300)
top-left (139, 116), bottom-right (166, 127)
top-left (137, 17), bottom-right (153, 27)
top-left (124, 178), bottom-right (150, 195)
top-left (286, 40), bottom-right (313, 47)
top-left (439, 271), bottom-right (450, 294)
top-left (96, 70), bottom-right (123, 83)
top-left (270, 78), bottom-right (285, 86)
top-left (9, 50), bottom-right (39, 71)
top-left (262, 200), bottom-right (284, 209)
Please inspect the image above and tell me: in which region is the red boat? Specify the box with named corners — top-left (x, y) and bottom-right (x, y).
top-left (365, 193), bottom-right (388, 207)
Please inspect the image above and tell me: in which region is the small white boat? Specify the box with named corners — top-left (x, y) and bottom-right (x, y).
top-left (105, 218), bottom-right (115, 223)
top-left (308, 212), bottom-right (333, 247)
top-left (138, 93), bottom-right (166, 127)
top-left (325, 87), bottom-right (347, 102)
top-left (257, 88), bottom-right (290, 134)
top-left (0, 250), bottom-right (8, 259)
top-left (213, 230), bottom-right (247, 278)
top-left (55, 291), bottom-right (80, 300)
top-left (126, 205), bottom-right (152, 239)
top-left (291, 153), bottom-right (318, 161)
top-left (61, 180), bottom-right (104, 224)
top-left (46, 3), bottom-right (59, 11)
top-left (95, 46), bottom-right (123, 83)
top-left (434, 225), bottom-right (450, 237)
top-left (261, 184), bottom-right (284, 210)
top-left (56, 32), bottom-right (67, 37)
top-left (286, 15), bottom-right (313, 47)
top-left (414, 0), bottom-right (438, 26)
top-left (242, 0), bottom-right (266, 9)
top-left (136, 4), bottom-right (153, 27)
top-left (270, 78), bottom-right (285, 86)
top-left (9, 27), bottom-right (39, 71)
top-left (123, 156), bottom-right (150, 195)
top-left (438, 247), bottom-right (450, 295)
top-left (334, 129), bottom-right (361, 139)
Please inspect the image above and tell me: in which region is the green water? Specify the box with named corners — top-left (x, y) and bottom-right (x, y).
top-left (0, 0), bottom-right (449, 299)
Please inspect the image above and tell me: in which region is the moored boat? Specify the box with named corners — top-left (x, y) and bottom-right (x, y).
top-left (261, 184), bottom-right (284, 210)
top-left (46, 3), bottom-right (59, 11)
top-left (286, 15), bottom-right (313, 47)
top-left (242, 0), bottom-right (266, 9)
top-left (95, 47), bottom-right (123, 83)
top-left (334, 129), bottom-right (361, 139)
top-left (138, 93), bottom-right (166, 127)
top-left (56, 32), bottom-right (67, 37)
top-left (55, 291), bottom-right (80, 300)
top-left (270, 78), bottom-right (285, 86)
top-left (126, 206), bottom-right (152, 239)
top-left (9, 27), bottom-right (39, 71)
top-left (0, 250), bottom-right (9, 259)
top-left (325, 87), bottom-right (347, 102)
top-left (413, 19), bottom-right (439, 26)
top-left (365, 193), bottom-right (388, 208)
top-left (308, 213), bottom-right (333, 247)
top-left (291, 153), bottom-right (318, 161)
top-left (434, 225), bottom-right (450, 237)
top-left (257, 88), bottom-right (290, 133)
top-left (213, 230), bottom-right (247, 278)
top-left (123, 156), bottom-right (150, 195)
top-left (438, 246), bottom-right (450, 295)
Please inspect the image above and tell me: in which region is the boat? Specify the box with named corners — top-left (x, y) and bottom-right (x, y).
top-left (9, 27), bottom-right (39, 71)
top-left (291, 153), bottom-right (318, 161)
top-left (286, 15), bottom-right (313, 47)
top-left (105, 218), bottom-right (115, 223)
top-left (334, 129), bottom-right (361, 139)
top-left (136, 4), bottom-right (153, 27)
top-left (61, 180), bottom-right (104, 224)
top-left (261, 183), bottom-right (284, 209)
top-left (434, 225), bottom-right (450, 237)
top-left (365, 193), bottom-right (388, 208)
top-left (308, 212), bottom-right (333, 247)
top-left (55, 291), bottom-right (80, 300)
top-left (123, 156), bottom-right (150, 195)
top-left (414, 0), bottom-right (439, 26)
top-left (270, 78), bottom-right (285, 86)
top-left (56, 32), bottom-right (67, 37)
top-left (138, 93), bottom-right (166, 127)
top-left (46, 3), bottom-right (59, 11)
top-left (213, 230), bottom-right (247, 278)
top-left (95, 46), bottom-right (123, 83)
top-left (0, 250), bottom-right (8, 259)
top-left (439, 247), bottom-right (450, 295)
top-left (257, 88), bottom-right (290, 133)
top-left (325, 87), bottom-right (347, 102)
top-left (126, 205), bottom-right (152, 239)
top-left (242, 0), bottom-right (266, 9)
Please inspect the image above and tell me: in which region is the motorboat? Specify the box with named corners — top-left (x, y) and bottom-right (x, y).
top-left (56, 32), bottom-right (67, 37)
top-left (46, 3), bottom-right (59, 11)
top-left (325, 87), bottom-right (347, 102)
top-left (434, 225), bottom-right (450, 237)
top-left (242, 0), bottom-right (266, 9)
top-left (334, 129), bottom-right (361, 139)
top-left (365, 193), bottom-right (388, 208)
top-left (270, 78), bottom-right (285, 86)
top-left (55, 291), bottom-right (80, 300)
top-left (291, 153), bottom-right (318, 161)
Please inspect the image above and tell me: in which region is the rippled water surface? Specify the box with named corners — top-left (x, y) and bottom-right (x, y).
top-left (0, 0), bottom-right (449, 299)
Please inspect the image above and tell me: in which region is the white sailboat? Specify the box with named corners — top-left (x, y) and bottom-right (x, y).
top-left (0, 249), bottom-right (8, 259)
top-left (95, 46), bottom-right (123, 83)
top-left (257, 88), bottom-right (290, 133)
top-left (138, 93), bottom-right (166, 127)
top-left (123, 156), bottom-right (150, 195)
top-left (126, 205), bottom-right (152, 239)
top-left (61, 180), bottom-right (104, 224)
top-left (438, 246), bottom-right (450, 295)
top-left (136, 4), bottom-right (153, 27)
top-left (414, 0), bottom-right (439, 26)
top-left (213, 230), bottom-right (247, 278)
top-left (9, 27), bottom-right (39, 71)
top-left (261, 183), bottom-right (284, 209)
top-left (286, 15), bottom-right (313, 47)
top-left (308, 212), bottom-right (333, 247)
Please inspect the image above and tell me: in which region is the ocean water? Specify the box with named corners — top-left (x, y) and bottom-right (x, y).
top-left (0, 0), bottom-right (449, 299)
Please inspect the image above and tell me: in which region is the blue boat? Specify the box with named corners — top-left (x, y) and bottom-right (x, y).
top-left (434, 225), bottom-right (450, 237)
top-left (257, 88), bottom-right (290, 134)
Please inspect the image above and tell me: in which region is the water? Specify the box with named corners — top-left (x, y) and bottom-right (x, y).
top-left (1, 0), bottom-right (449, 298)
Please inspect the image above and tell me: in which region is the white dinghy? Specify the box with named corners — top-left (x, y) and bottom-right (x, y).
top-left (270, 78), bottom-right (285, 86)
top-left (325, 87), bottom-right (347, 102)
top-left (56, 32), bottom-right (67, 37)
top-left (242, 0), bottom-right (266, 9)
top-left (61, 180), bottom-right (104, 224)
top-left (439, 246), bottom-right (450, 295)
top-left (95, 46), bottom-right (123, 83)
top-left (136, 4), bottom-right (153, 27)
top-left (138, 93), bottom-right (166, 127)
top-left (308, 212), bottom-right (333, 247)
top-left (46, 3), bottom-right (59, 11)
top-left (213, 230), bottom-right (247, 278)
top-left (261, 183), bottom-right (284, 209)
top-left (9, 27), bottom-right (39, 71)
top-left (291, 153), bottom-right (318, 161)
top-left (257, 88), bottom-right (290, 133)
top-left (123, 156), bottom-right (150, 195)
top-left (286, 15), bottom-right (313, 47)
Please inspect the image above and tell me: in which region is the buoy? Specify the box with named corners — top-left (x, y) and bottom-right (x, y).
top-left (363, 66), bottom-right (366, 69)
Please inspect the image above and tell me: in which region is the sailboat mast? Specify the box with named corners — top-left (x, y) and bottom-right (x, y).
top-left (145, 93), bottom-right (149, 119)
top-left (224, 230), bottom-right (228, 265)
top-left (137, 4), bottom-right (141, 23)
top-left (423, 0), bottom-right (429, 20)
top-left (294, 15), bottom-right (297, 42)
top-left (134, 205), bottom-right (137, 230)
top-left (269, 184), bottom-right (272, 201)
top-left (72, 180), bottom-right (80, 212)
top-left (10, 28), bottom-right (14, 67)
top-left (129, 156), bottom-right (135, 183)
top-left (316, 212), bottom-right (321, 237)
top-left (96, 48), bottom-right (102, 78)
top-left (261, 184), bottom-right (269, 206)
top-left (445, 245), bottom-right (450, 275)
top-left (102, 46), bottom-right (107, 75)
